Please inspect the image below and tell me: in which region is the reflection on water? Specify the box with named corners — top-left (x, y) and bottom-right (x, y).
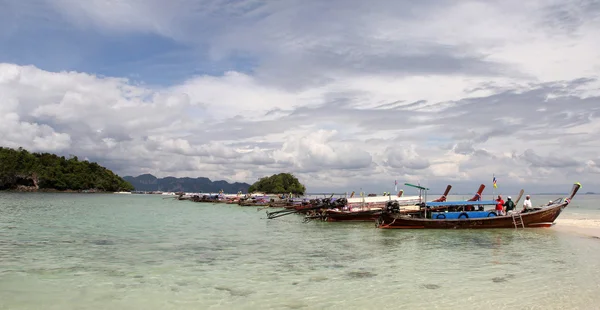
top-left (1, 193), bottom-right (600, 309)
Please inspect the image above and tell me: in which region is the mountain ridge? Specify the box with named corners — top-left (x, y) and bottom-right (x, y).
top-left (123, 174), bottom-right (251, 193)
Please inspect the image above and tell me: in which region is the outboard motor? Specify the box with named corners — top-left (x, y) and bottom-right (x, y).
top-left (385, 200), bottom-right (400, 213)
top-left (335, 198), bottom-right (348, 208)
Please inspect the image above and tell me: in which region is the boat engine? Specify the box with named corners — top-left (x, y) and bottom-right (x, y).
top-left (309, 199), bottom-right (321, 205)
top-left (385, 200), bottom-right (400, 213)
top-left (335, 198), bottom-right (348, 209)
top-left (320, 198), bottom-right (334, 208)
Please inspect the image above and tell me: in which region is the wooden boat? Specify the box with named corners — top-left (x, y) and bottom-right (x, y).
top-left (309, 183), bottom-right (488, 222)
top-left (308, 208), bottom-right (381, 222)
top-left (239, 201), bottom-right (269, 206)
top-left (291, 188), bottom-right (422, 215)
top-left (394, 183), bottom-right (487, 216)
top-left (345, 190), bottom-right (416, 207)
top-left (376, 182), bottom-right (581, 229)
top-left (267, 198), bottom-right (304, 208)
top-left (309, 185), bottom-right (453, 222)
top-left (237, 195), bottom-right (271, 206)
top-left (267, 183), bottom-right (475, 221)
top-left (265, 196), bottom-right (348, 219)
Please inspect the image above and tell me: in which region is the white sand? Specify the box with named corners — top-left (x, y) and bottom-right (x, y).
top-left (553, 218), bottom-right (600, 238)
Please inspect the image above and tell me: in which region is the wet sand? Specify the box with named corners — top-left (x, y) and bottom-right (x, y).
top-left (554, 219), bottom-right (600, 238)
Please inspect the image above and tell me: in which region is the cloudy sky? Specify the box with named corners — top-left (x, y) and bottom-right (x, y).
top-left (1, 0), bottom-right (599, 194)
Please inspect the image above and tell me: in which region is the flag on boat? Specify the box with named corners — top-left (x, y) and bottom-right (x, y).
top-left (493, 176), bottom-right (497, 188)
top-left (394, 180), bottom-right (398, 192)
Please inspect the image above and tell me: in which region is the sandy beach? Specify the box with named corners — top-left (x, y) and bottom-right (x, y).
top-left (554, 218), bottom-right (600, 238)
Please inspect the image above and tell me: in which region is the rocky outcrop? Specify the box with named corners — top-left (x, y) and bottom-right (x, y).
top-left (0, 173), bottom-right (39, 190)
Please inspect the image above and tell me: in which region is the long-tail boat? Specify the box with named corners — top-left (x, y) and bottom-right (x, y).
top-left (309, 183), bottom-right (489, 222)
top-left (345, 190), bottom-right (413, 207)
top-left (307, 185), bottom-right (453, 222)
top-left (376, 182), bottom-right (581, 229)
top-left (265, 196), bottom-right (347, 220)
top-left (281, 191), bottom-right (405, 214)
top-left (393, 183), bottom-right (488, 216)
top-left (289, 188), bottom-right (427, 215)
top-left (238, 194), bottom-right (271, 206)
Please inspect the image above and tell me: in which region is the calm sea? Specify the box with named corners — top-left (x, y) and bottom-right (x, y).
top-left (1, 193), bottom-right (600, 309)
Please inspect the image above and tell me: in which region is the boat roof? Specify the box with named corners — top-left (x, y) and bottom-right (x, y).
top-left (426, 200), bottom-right (498, 207)
top-left (347, 195), bottom-right (420, 203)
top-left (404, 183), bottom-right (430, 190)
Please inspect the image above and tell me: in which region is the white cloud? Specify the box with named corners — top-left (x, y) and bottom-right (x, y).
top-left (0, 111), bottom-right (71, 152)
top-left (1, 0), bottom-right (600, 193)
top-left (272, 129), bottom-right (373, 172)
top-left (172, 71), bottom-right (323, 119)
top-left (2, 60), bottom-right (598, 192)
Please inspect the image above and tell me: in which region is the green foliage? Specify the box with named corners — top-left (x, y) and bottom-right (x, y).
top-left (248, 173), bottom-right (306, 195)
top-left (0, 146), bottom-right (134, 192)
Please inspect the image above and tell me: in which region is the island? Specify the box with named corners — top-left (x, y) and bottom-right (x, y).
top-left (0, 146), bottom-right (133, 192)
top-left (248, 173), bottom-right (306, 195)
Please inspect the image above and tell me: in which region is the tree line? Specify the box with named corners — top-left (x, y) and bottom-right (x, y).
top-left (0, 147), bottom-right (134, 192)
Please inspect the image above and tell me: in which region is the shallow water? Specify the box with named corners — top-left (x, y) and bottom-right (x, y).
top-left (1, 193), bottom-right (600, 309)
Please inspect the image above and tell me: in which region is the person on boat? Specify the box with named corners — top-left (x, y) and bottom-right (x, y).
top-left (522, 195), bottom-right (532, 212)
top-left (496, 195), bottom-right (505, 215)
top-left (503, 196), bottom-right (515, 214)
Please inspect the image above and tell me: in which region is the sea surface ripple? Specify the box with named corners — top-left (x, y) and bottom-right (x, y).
top-left (1, 193), bottom-right (600, 309)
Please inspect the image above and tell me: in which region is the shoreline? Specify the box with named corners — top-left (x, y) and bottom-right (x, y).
top-left (553, 219), bottom-right (600, 238)
top-left (0, 189), bottom-right (113, 194)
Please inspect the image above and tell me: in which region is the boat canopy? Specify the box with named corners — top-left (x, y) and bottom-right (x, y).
top-left (404, 183), bottom-right (430, 190)
top-left (425, 200), bottom-right (498, 207)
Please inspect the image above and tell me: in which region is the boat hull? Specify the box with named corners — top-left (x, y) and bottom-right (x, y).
top-left (377, 203), bottom-right (567, 229)
top-left (318, 205), bottom-right (423, 222)
top-left (323, 210), bottom-right (382, 222)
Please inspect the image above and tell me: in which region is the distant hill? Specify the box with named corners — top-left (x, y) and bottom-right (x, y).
top-left (123, 174), bottom-right (251, 193)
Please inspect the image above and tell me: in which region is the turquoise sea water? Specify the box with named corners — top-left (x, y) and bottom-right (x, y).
top-left (1, 193), bottom-right (600, 309)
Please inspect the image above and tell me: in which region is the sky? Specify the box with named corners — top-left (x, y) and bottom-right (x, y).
top-left (1, 0), bottom-right (599, 195)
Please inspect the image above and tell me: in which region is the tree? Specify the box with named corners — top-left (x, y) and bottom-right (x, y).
top-left (0, 146), bottom-right (134, 192)
top-left (248, 173), bottom-right (306, 195)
